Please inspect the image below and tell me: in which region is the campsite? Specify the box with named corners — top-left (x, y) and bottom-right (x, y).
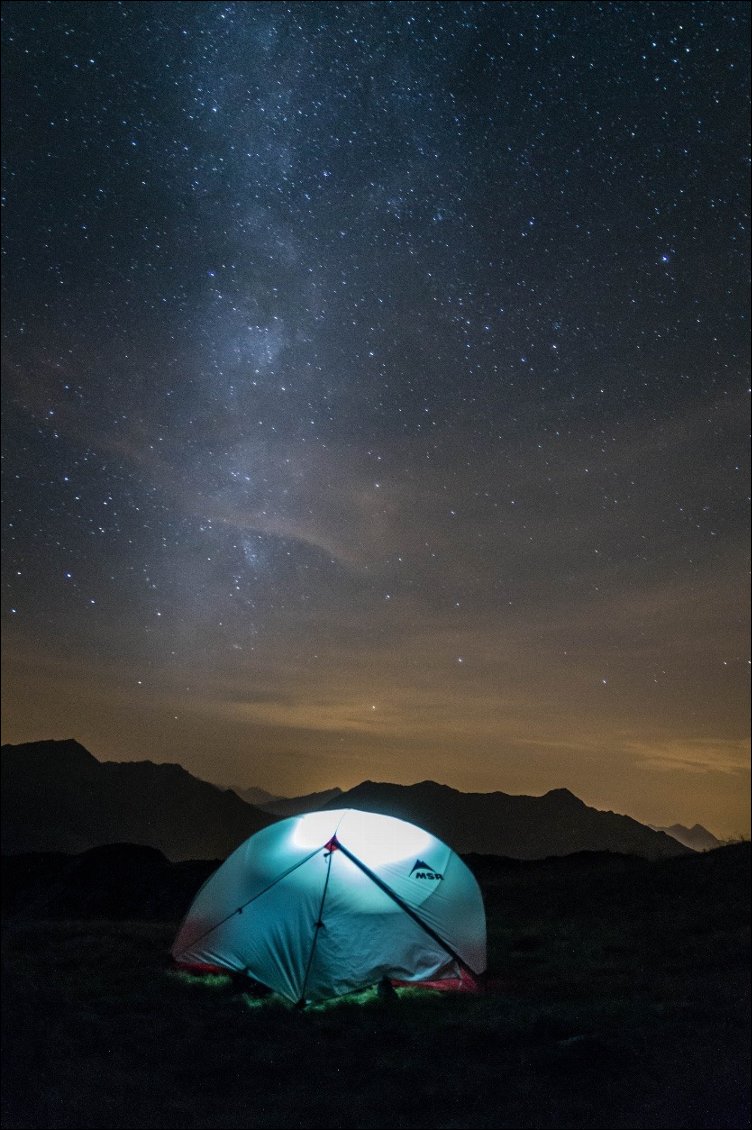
top-left (171, 810), bottom-right (487, 1002)
top-left (2, 2), bottom-right (749, 1125)
top-left (2, 839), bottom-right (749, 1129)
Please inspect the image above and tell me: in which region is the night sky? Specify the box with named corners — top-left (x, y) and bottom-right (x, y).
top-left (2, 2), bottom-right (749, 837)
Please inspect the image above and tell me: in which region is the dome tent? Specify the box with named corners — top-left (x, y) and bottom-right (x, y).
top-left (172, 808), bottom-right (486, 1005)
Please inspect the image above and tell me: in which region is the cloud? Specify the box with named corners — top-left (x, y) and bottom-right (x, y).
top-left (625, 737), bottom-right (750, 776)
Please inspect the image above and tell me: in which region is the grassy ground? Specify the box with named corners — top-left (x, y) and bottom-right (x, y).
top-left (2, 845), bottom-right (749, 1129)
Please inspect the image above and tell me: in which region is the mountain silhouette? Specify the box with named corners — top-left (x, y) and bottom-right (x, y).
top-left (2, 741), bottom-right (696, 861)
top-left (230, 785), bottom-right (281, 807)
top-left (1, 739), bottom-right (274, 861)
top-left (254, 787), bottom-right (344, 817)
top-left (649, 822), bottom-right (721, 852)
top-left (324, 780), bottom-right (690, 860)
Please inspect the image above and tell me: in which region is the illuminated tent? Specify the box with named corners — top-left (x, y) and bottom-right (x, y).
top-left (172, 808), bottom-right (486, 1005)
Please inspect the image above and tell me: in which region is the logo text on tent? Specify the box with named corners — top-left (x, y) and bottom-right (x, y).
top-left (410, 858), bottom-right (443, 880)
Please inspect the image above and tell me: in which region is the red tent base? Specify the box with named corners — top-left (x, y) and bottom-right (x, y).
top-left (391, 968), bottom-right (483, 993)
top-left (174, 961), bottom-right (226, 974)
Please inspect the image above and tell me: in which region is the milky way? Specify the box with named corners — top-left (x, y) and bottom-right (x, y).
top-left (2, 2), bottom-right (749, 836)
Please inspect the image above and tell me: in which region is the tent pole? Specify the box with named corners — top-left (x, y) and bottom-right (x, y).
top-left (173, 845), bottom-right (324, 960)
top-left (296, 847), bottom-right (335, 1007)
top-left (333, 837), bottom-right (476, 975)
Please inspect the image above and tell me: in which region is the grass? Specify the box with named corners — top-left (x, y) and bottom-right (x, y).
top-left (1, 845), bottom-right (749, 1129)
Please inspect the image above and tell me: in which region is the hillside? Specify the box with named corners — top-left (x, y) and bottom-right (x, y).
top-left (0, 739), bottom-right (274, 861)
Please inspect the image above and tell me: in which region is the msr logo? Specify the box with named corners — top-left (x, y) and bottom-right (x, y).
top-left (410, 858), bottom-right (443, 881)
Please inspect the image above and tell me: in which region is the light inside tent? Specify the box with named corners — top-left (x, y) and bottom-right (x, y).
top-left (292, 809), bottom-right (433, 866)
top-left (290, 809), bottom-right (344, 849)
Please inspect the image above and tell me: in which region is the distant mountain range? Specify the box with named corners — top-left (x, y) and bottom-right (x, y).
top-left (2, 739), bottom-right (694, 861)
top-left (649, 823), bottom-right (721, 852)
top-left (230, 784), bottom-right (280, 807)
top-left (320, 780), bottom-right (690, 860)
top-left (1, 740), bottom-right (273, 861)
top-left (232, 785), bottom-right (344, 817)
top-left (237, 786), bottom-right (701, 854)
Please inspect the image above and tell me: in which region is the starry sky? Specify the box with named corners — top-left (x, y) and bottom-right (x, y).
top-left (2, 1), bottom-right (749, 837)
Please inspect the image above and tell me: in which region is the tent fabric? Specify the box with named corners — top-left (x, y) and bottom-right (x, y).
top-left (172, 808), bottom-right (486, 1004)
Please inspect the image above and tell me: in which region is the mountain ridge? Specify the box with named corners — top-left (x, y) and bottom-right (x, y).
top-left (323, 779), bottom-right (689, 860)
top-left (232, 785), bottom-right (344, 817)
top-left (2, 740), bottom-right (694, 861)
top-left (649, 822), bottom-right (721, 852)
top-left (1, 739), bottom-right (274, 861)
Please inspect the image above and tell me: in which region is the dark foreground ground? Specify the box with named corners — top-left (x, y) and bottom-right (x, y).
top-left (2, 843), bottom-right (749, 1129)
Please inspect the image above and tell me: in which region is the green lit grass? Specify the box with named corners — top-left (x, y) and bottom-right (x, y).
top-left (166, 969), bottom-right (234, 990)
